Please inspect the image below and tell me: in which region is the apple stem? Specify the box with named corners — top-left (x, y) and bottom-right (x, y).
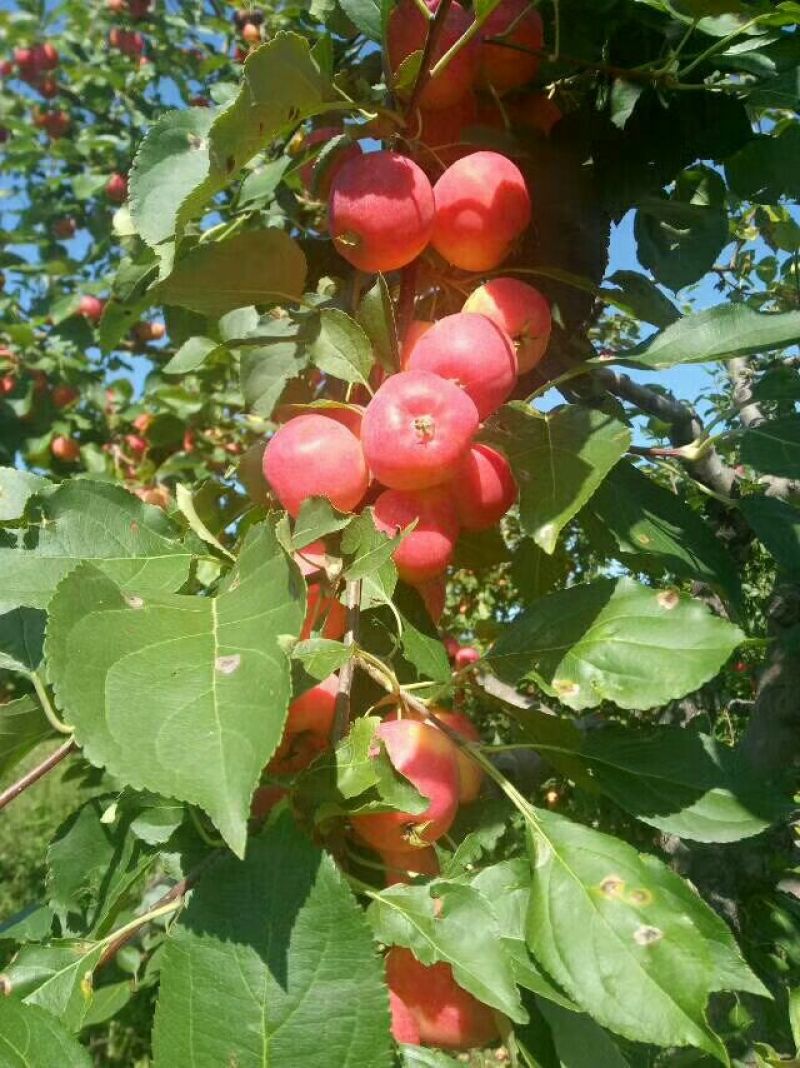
top-left (31, 670), bottom-right (75, 734)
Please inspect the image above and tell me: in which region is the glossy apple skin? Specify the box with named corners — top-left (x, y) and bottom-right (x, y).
top-left (78, 295), bottom-right (105, 322)
top-left (454, 645), bottom-right (480, 670)
top-left (267, 675), bottom-right (338, 775)
top-left (328, 152), bottom-right (434, 273)
top-left (373, 486), bottom-right (459, 585)
top-left (351, 718), bottom-right (460, 853)
top-left (479, 0), bottom-right (544, 93)
top-left (400, 320), bottom-right (434, 370)
top-left (433, 710), bottom-right (483, 802)
top-left (432, 151), bottom-right (531, 271)
top-left (454, 443), bottom-right (517, 531)
top-left (406, 312), bottom-right (517, 419)
top-left (388, 0), bottom-right (479, 111)
top-left (106, 173), bottom-right (128, 203)
top-left (262, 414), bottom-right (369, 518)
top-left (300, 584), bottom-right (347, 641)
top-left (361, 371), bottom-right (478, 492)
top-left (386, 947), bottom-right (500, 1050)
top-left (380, 845), bottom-right (439, 886)
top-left (415, 91), bottom-right (478, 172)
top-left (463, 277), bottom-right (551, 373)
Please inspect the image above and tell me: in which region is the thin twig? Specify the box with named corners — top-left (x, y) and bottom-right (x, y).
top-left (332, 580), bottom-right (362, 743)
top-left (0, 739), bottom-right (76, 813)
top-left (404, 0), bottom-right (455, 118)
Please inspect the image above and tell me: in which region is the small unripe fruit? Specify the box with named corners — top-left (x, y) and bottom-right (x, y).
top-left (105, 172), bottom-right (128, 203)
top-left (454, 645), bottom-right (480, 670)
top-left (388, 0), bottom-right (479, 111)
top-left (14, 48), bottom-right (36, 77)
top-left (454, 443), bottom-right (517, 531)
top-left (79, 295), bottom-right (105, 322)
top-left (406, 312), bottom-right (517, 419)
top-left (374, 486), bottom-right (459, 585)
top-left (241, 21), bottom-right (260, 43)
top-left (125, 433), bottom-right (148, 457)
top-left (51, 435), bottom-right (80, 462)
top-left (133, 321), bottom-right (166, 343)
top-left (263, 414), bottom-right (370, 518)
top-left (361, 371), bottom-right (479, 492)
top-left (432, 151), bottom-right (531, 271)
top-left (386, 947), bottom-right (500, 1049)
top-left (52, 216), bottom-right (76, 239)
top-left (479, 0), bottom-right (544, 94)
top-left (328, 152), bottom-right (434, 273)
top-left (37, 110), bottom-right (70, 139)
top-left (36, 43), bottom-right (59, 70)
top-left (52, 385), bottom-right (79, 409)
top-left (351, 718), bottom-right (460, 852)
top-left (463, 277), bottom-right (551, 373)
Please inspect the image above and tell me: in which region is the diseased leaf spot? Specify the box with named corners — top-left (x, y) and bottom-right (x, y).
top-left (554, 678), bottom-right (580, 698)
top-left (130, 521), bottom-right (140, 535)
top-left (125, 595), bottom-right (145, 609)
top-left (0, 974), bottom-right (11, 996)
top-left (636, 533), bottom-right (651, 545)
top-left (628, 888), bottom-right (653, 907)
top-left (226, 155), bottom-right (236, 172)
top-left (634, 924), bottom-right (663, 946)
top-left (216, 654), bottom-right (241, 675)
top-left (600, 875), bottom-right (625, 898)
top-left (657, 589), bottom-right (679, 610)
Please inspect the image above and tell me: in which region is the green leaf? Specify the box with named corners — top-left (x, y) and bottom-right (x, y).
top-left (575, 727), bottom-right (786, 842)
top-left (338, 0), bottom-right (383, 39)
top-left (0, 998), bottom-right (91, 1068)
top-left (603, 270), bottom-right (681, 329)
top-left (152, 813), bottom-right (393, 1068)
top-left (368, 880), bottom-right (527, 1023)
top-left (162, 336), bottom-right (219, 375)
top-left (47, 796), bottom-right (158, 934)
top-left (486, 578), bottom-right (744, 711)
top-left (725, 125), bottom-right (800, 203)
top-left (6, 941), bottom-right (105, 1032)
top-left (511, 539), bottom-right (570, 604)
top-left (0, 481), bottom-right (193, 614)
top-left (741, 416), bottom-right (800, 479)
top-left (483, 404), bottom-right (631, 554)
top-left (292, 638), bottom-right (352, 679)
top-left (623, 304), bottom-right (800, 369)
top-left (399, 1049), bottom-right (462, 1068)
top-left (241, 337), bottom-right (308, 417)
top-left (357, 275), bottom-right (399, 372)
top-left (341, 509), bottom-right (401, 581)
top-left (0, 608), bottom-right (46, 674)
top-left (740, 495), bottom-right (800, 576)
top-left (526, 807), bottom-right (767, 1058)
top-left (309, 308), bottom-right (375, 388)
top-left (0, 467), bottom-right (50, 522)
top-left (157, 230), bottom-right (307, 317)
top-left (634, 168), bottom-right (729, 292)
top-left (129, 36), bottom-right (330, 247)
top-left (239, 157), bottom-right (291, 207)
top-left (587, 461), bottom-right (741, 606)
top-left (45, 524), bottom-right (304, 857)
top-left (0, 695), bottom-right (53, 781)
top-left (536, 999), bottom-right (632, 1068)
top-left (293, 496), bottom-right (354, 549)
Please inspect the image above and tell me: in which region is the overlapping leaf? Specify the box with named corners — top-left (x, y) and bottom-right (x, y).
top-left (0, 998), bottom-right (91, 1067)
top-left (486, 578), bottom-right (743, 710)
top-left (152, 814), bottom-right (393, 1068)
top-left (46, 523), bottom-right (303, 856)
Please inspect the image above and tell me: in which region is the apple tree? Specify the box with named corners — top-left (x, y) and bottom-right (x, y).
top-left (1, 0), bottom-right (799, 1065)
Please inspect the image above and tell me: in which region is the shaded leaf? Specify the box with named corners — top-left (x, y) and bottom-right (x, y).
top-left (0, 608), bottom-right (46, 674)
top-left (741, 415), bottom-right (800, 479)
top-left (0, 998), bottom-right (91, 1067)
top-left (740, 495), bottom-right (800, 576)
top-left (309, 308), bottom-right (375, 387)
top-left (0, 695), bottom-right (53, 781)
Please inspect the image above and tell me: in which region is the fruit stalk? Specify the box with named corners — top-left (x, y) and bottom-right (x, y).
top-left (332, 579), bottom-right (363, 742)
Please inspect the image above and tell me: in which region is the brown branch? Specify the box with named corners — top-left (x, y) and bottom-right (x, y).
top-left (481, 38), bottom-right (677, 86)
top-left (404, 0), bottom-right (455, 119)
top-left (0, 739), bottom-right (76, 813)
top-left (728, 357), bottom-right (800, 499)
top-left (332, 580), bottom-right (362, 743)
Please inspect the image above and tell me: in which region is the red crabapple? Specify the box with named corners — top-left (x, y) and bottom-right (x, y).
top-left (454, 645), bottom-right (480, 670)
top-left (380, 845), bottom-right (440, 886)
top-left (401, 320), bottom-right (434, 370)
top-left (361, 371), bottom-right (479, 492)
top-left (106, 172), bottom-right (128, 203)
top-left (51, 435), bottom-right (80, 462)
top-left (506, 92), bottom-right (563, 136)
top-left (351, 718), bottom-right (460, 853)
top-left (300, 584), bottom-right (347, 641)
top-left (267, 675), bottom-right (338, 775)
top-left (406, 312), bottom-right (517, 419)
top-left (432, 709), bottom-right (483, 802)
top-left (463, 277), bottom-right (551, 373)
top-left (262, 414), bottom-right (370, 517)
top-left (388, 0), bottom-right (479, 111)
top-left (78, 295), bottom-right (106, 322)
top-left (454, 443), bottom-right (517, 531)
top-left (431, 151), bottom-right (531, 271)
top-left (328, 151), bottom-right (434, 273)
top-left (479, 0), bottom-right (544, 93)
top-left (418, 575), bottom-right (446, 624)
top-left (52, 385), bottom-right (79, 408)
top-left (373, 486), bottom-right (460, 585)
top-left (386, 947), bottom-right (500, 1050)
